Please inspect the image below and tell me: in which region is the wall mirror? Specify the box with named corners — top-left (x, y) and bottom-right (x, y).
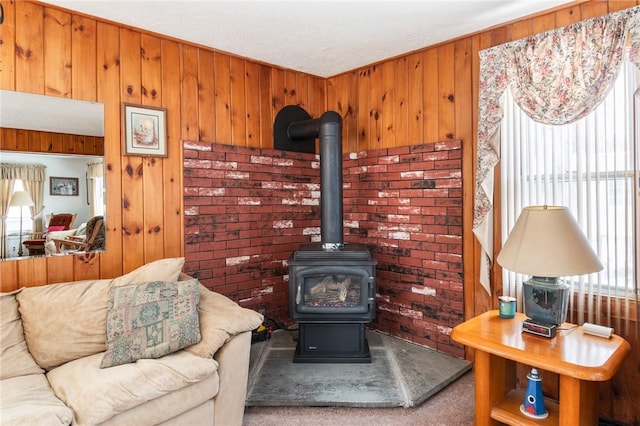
top-left (0, 90), bottom-right (106, 260)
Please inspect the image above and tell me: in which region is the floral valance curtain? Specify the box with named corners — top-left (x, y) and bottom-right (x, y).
top-left (474, 6), bottom-right (640, 293)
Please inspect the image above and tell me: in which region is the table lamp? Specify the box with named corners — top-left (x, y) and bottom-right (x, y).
top-left (9, 190), bottom-right (34, 257)
top-left (497, 206), bottom-right (603, 326)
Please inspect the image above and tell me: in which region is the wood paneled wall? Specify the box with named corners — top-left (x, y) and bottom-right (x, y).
top-left (1, 0), bottom-right (637, 422)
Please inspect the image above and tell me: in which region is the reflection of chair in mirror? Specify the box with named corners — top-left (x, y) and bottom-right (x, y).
top-left (52, 216), bottom-right (105, 253)
top-left (22, 213), bottom-right (77, 256)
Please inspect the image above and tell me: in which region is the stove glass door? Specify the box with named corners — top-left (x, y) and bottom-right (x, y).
top-left (295, 266), bottom-right (372, 314)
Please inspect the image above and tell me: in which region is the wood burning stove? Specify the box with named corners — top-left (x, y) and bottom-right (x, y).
top-left (275, 106), bottom-right (377, 363)
top-left (289, 244), bottom-right (377, 363)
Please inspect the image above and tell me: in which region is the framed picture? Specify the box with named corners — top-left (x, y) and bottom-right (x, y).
top-left (123, 103), bottom-right (167, 157)
top-left (50, 177), bottom-right (79, 196)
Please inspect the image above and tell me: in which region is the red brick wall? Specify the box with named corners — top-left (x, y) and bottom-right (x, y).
top-left (183, 140), bottom-right (464, 356)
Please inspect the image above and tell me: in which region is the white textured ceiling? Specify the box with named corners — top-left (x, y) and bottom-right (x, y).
top-left (41, 0), bottom-right (576, 77)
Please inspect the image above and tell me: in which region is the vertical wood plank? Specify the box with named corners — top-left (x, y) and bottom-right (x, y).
top-left (141, 35), bottom-right (161, 106)
top-left (180, 45), bottom-right (199, 142)
top-left (532, 12), bottom-right (557, 35)
top-left (407, 52), bottom-right (423, 145)
top-left (330, 74), bottom-right (352, 152)
top-left (423, 48), bottom-right (439, 142)
top-left (120, 27), bottom-right (144, 273)
top-left (381, 60), bottom-right (396, 147)
top-left (45, 255), bottom-right (75, 283)
top-left (214, 53), bottom-right (232, 144)
top-left (437, 43), bottom-right (455, 141)
top-left (140, 33), bottom-right (164, 264)
top-left (15, 129), bottom-right (28, 151)
top-left (230, 57), bottom-right (247, 146)
top-left (309, 75), bottom-right (326, 152)
top-left (15, 1), bottom-right (44, 94)
top-left (71, 14), bottom-right (97, 101)
top-left (580, 1), bottom-right (608, 19)
top-left (369, 65), bottom-right (383, 149)
top-left (326, 76), bottom-right (338, 116)
top-left (161, 39), bottom-right (184, 259)
top-left (0, 0), bottom-right (16, 90)
top-left (70, 254), bottom-right (101, 281)
top-left (43, 7), bottom-right (71, 98)
top-left (298, 74), bottom-right (310, 112)
top-left (394, 57), bottom-right (408, 148)
top-left (555, 4), bottom-right (582, 27)
top-left (344, 72), bottom-right (358, 153)
top-left (356, 67), bottom-right (371, 152)
top-left (17, 258), bottom-right (48, 287)
top-left (607, 0), bottom-right (637, 13)
top-left (0, 260), bottom-right (19, 292)
top-left (1, 128), bottom-right (16, 150)
top-left (284, 70), bottom-right (298, 106)
top-left (511, 18), bottom-right (533, 41)
top-left (456, 35), bottom-right (479, 328)
top-left (49, 132), bottom-right (63, 153)
top-left (309, 76), bottom-right (326, 124)
top-left (198, 49), bottom-right (216, 143)
top-left (270, 68), bottom-right (285, 128)
top-left (454, 38), bottom-right (472, 145)
top-left (258, 64), bottom-right (272, 148)
top-left (245, 61), bottom-right (261, 148)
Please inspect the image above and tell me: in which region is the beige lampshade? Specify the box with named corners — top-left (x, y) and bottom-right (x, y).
top-left (9, 191), bottom-right (34, 207)
top-left (497, 205), bottom-right (603, 277)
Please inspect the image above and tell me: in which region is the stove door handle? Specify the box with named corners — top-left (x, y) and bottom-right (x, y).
top-left (296, 282), bottom-right (302, 305)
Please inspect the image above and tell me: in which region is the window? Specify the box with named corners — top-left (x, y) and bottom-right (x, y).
top-left (500, 57), bottom-right (639, 306)
top-left (6, 180), bottom-right (34, 235)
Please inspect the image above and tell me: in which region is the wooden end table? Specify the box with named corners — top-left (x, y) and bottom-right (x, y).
top-left (451, 310), bottom-right (630, 426)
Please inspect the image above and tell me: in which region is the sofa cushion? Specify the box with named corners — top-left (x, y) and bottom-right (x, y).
top-left (99, 376), bottom-right (217, 426)
top-left (101, 279), bottom-right (201, 368)
top-left (0, 374), bottom-right (73, 426)
top-left (0, 289), bottom-right (45, 379)
top-left (111, 257), bottom-right (185, 287)
top-left (17, 257), bottom-right (186, 370)
top-left (47, 350), bottom-right (218, 425)
top-left (185, 284), bottom-right (263, 358)
top-left (17, 278), bottom-right (112, 370)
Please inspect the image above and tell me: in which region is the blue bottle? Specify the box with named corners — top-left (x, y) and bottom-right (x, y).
top-left (520, 368), bottom-right (548, 419)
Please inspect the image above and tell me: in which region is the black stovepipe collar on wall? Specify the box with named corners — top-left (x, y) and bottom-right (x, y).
top-left (274, 105), bottom-right (344, 250)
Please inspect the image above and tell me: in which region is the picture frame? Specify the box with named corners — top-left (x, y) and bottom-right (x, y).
top-left (50, 177), bottom-right (79, 196)
top-left (123, 103), bottom-right (167, 157)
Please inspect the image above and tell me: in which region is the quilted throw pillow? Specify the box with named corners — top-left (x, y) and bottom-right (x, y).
top-left (101, 279), bottom-right (201, 368)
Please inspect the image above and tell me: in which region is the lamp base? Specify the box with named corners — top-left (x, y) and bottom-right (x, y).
top-left (523, 277), bottom-right (569, 326)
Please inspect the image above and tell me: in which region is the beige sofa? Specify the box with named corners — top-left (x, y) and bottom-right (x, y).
top-left (0, 258), bottom-right (263, 426)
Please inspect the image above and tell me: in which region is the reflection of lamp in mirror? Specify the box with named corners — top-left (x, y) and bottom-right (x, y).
top-left (9, 191), bottom-right (34, 257)
top-left (497, 206), bottom-right (603, 326)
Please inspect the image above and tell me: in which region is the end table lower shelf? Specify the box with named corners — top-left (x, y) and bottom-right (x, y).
top-left (491, 389), bottom-right (559, 426)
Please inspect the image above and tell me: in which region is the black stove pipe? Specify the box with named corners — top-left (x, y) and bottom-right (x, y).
top-left (287, 111), bottom-right (343, 250)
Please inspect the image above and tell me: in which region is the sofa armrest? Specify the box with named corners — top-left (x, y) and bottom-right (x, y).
top-left (212, 331), bottom-right (251, 426)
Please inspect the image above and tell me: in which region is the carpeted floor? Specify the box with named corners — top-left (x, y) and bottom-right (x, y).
top-left (245, 329), bottom-right (471, 409)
